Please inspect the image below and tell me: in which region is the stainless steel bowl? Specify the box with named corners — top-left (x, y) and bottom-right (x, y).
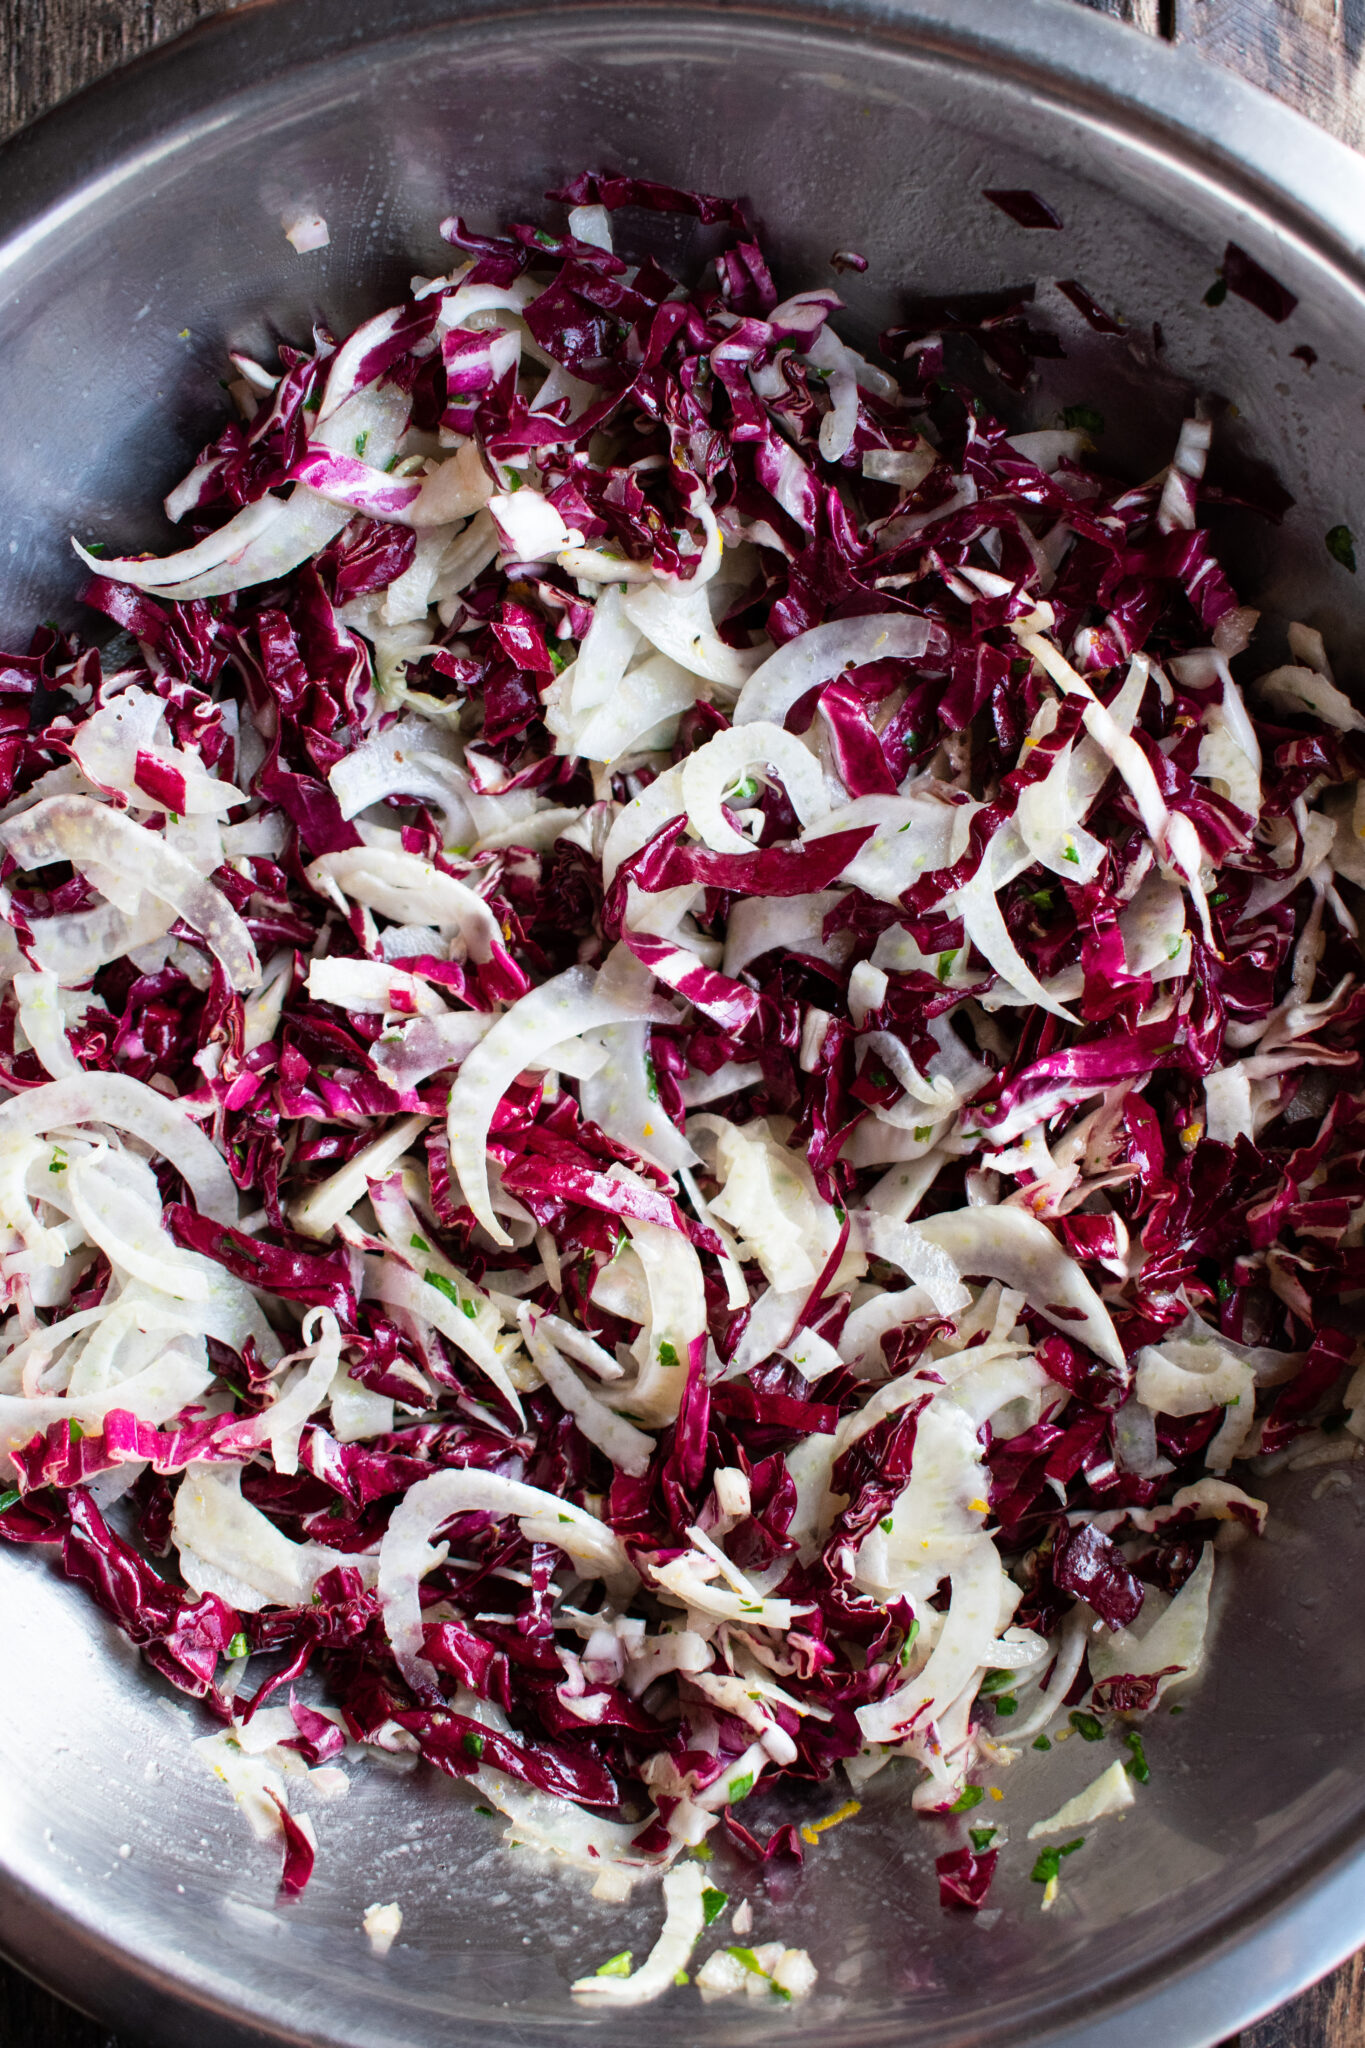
top-left (5, 3), bottom-right (1365, 2043)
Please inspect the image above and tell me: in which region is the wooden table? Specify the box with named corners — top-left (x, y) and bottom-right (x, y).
top-left (1, 0), bottom-right (1363, 2041)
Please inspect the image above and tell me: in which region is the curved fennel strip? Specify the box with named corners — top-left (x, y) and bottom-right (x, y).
top-left (377, 1468), bottom-right (634, 1690)
top-left (2, 796), bottom-right (260, 991)
top-left (0, 1073), bottom-right (238, 1228)
top-left (447, 960), bottom-right (670, 1245)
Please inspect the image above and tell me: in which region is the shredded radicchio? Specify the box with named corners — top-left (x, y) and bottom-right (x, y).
top-left (0, 173), bottom-right (1360, 1984)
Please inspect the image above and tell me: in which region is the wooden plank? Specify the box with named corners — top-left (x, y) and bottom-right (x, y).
top-left (0, 1955), bottom-right (110, 2048)
top-left (0, 2), bottom-right (1358, 2047)
top-left (1075, 0), bottom-right (1169, 34)
top-left (1179, 0), bottom-right (1365, 149)
top-left (1241, 1950), bottom-right (1365, 2047)
top-left (0, 0), bottom-right (219, 138)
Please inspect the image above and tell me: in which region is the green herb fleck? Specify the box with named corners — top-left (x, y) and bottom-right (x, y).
top-left (0, 1487), bottom-right (21, 1515)
top-left (474, 1805), bottom-right (494, 1816)
top-left (949, 1784), bottom-right (985, 1814)
top-left (354, 430), bottom-right (369, 458)
top-left (225, 1632), bottom-right (250, 1661)
top-left (1025, 887), bottom-right (1056, 912)
top-left (691, 1841), bottom-right (714, 1862)
top-left (1170, 1705), bottom-right (1184, 1716)
top-left (461, 1731), bottom-right (485, 1761)
top-left (1030, 1838), bottom-right (1084, 1885)
top-left (425, 1271), bottom-right (463, 1311)
top-left (978, 1669), bottom-right (1016, 1697)
top-left (727, 1947), bottom-right (767, 1977)
top-left (1327, 524), bottom-right (1357, 573)
top-left (1069, 1710), bottom-right (1105, 1742)
top-left (969, 1826), bottom-right (997, 1852)
top-left (1032, 1734), bottom-right (1052, 1752)
top-left (1123, 1731), bottom-right (1150, 1783)
top-left (1204, 275), bottom-right (1228, 308)
top-left (595, 1951), bottom-right (633, 1979)
top-left (701, 1886), bottom-right (729, 1925)
top-left (914, 1125), bottom-right (933, 1143)
top-left (673, 1970), bottom-right (690, 1986)
top-left (548, 645), bottom-right (570, 674)
top-left (49, 1147), bottom-right (67, 1174)
top-left (1209, 891), bottom-right (1228, 907)
top-left (503, 468), bottom-right (523, 493)
top-left (644, 1053), bottom-right (660, 1103)
top-left (880, 1516), bottom-right (894, 1533)
top-left (1062, 841), bottom-right (1080, 865)
top-left (994, 1695), bottom-right (1018, 1716)
top-left (657, 1340), bottom-right (680, 1369)
top-left (68, 1419), bottom-right (84, 1443)
top-left (1062, 403), bottom-right (1105, 436)
top-left (727, 1770), bottom-right (755, 1802)
top-left (937, 948), bottom-right (959, 983)
top-left (409, 1232), bottom-right (429, 1252)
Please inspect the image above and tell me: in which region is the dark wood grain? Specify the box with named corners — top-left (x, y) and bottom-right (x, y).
top-left (1, 0), bottom-right (1364, 2043)
top-left (1185, 0), bottom-right (1365, 150)
top-left (0, 0), bottom-right (223, 138)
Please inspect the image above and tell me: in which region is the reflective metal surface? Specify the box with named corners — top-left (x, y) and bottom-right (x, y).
top-left (4, 2), bottom-right (1365, 2042)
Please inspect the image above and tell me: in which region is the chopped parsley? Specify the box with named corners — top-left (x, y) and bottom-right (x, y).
top-left (1123, 1731), bottom-right (1150, 1783)
top-left (1068, 1709), bottom-right (1105, 1742)
top-left (949, 1784), bottom-right (985, 1813)
top-left (701, 1886), bottom-right (729, 1925)
top-left (1327, 524), bottom-right (1357, 573)
top-left (726, 1947), bottom-right (789, 1997)
top-left (1030, 1838), bottom-right (1084, 1884)
top-left (461, 1730), bottom-right (485, 1760)
top-left (594, 1951), bottom-right (632, 1978)
top-left (425, 1271), bottom-right (463, 1310)
top-left (1062, 402), bottom-right (1105, 435)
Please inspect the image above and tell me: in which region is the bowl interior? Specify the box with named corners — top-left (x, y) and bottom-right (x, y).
top-left (4, 6), bottom-right (1365, 2046)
